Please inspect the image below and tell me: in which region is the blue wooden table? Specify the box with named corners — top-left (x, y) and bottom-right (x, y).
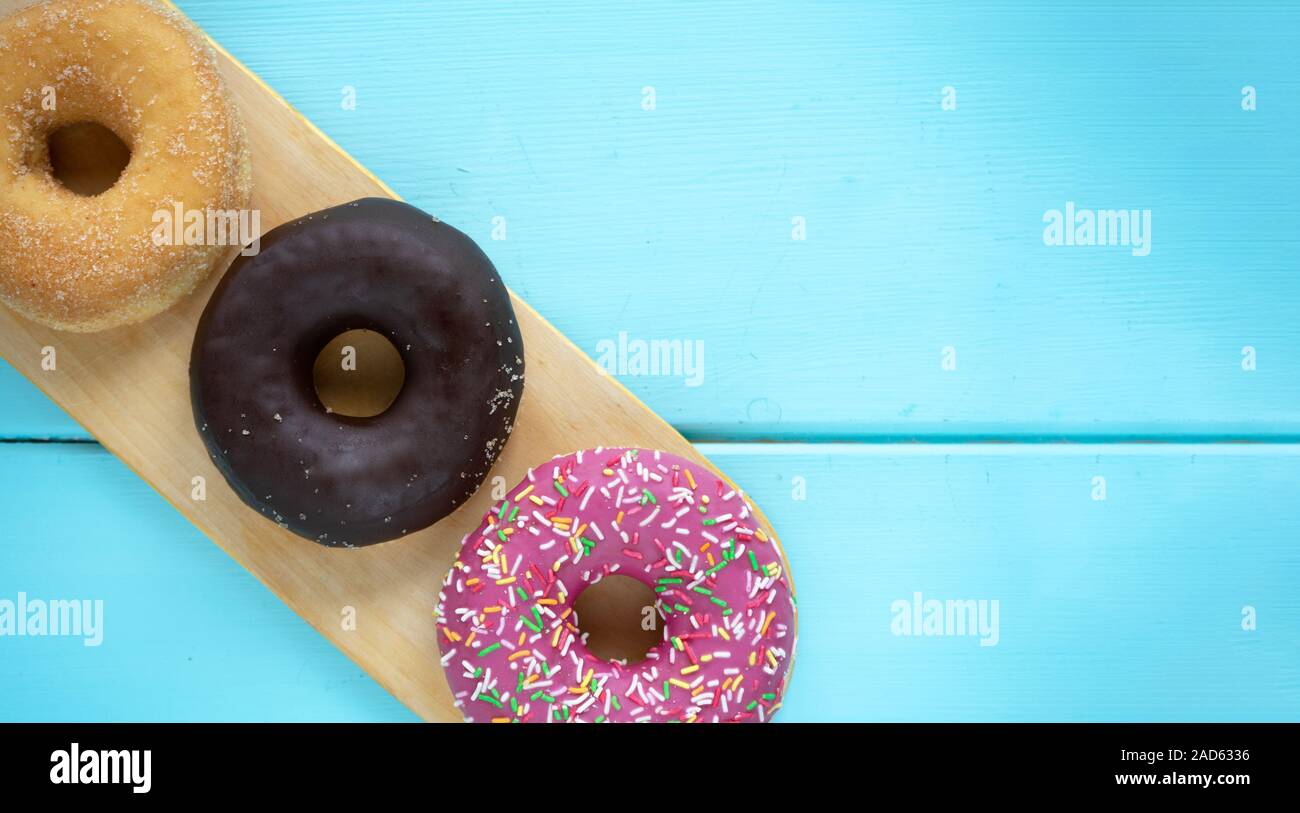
top-left (2, 0), bottom-right (1298, 721)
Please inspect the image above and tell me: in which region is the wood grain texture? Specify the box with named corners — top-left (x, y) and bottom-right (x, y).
top-left (0, 0), bottom-right (794, 722)
top-left (3, 442), bottom-right (1296, 721)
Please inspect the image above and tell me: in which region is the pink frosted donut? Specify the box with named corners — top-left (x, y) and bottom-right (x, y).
top-left (434, 447), bottom-right (797, 723)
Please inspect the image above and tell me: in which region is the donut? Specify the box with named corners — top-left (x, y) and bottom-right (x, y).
top-left (435, 447), bottom-right (797, 722)
top-left (0, 0), bottom-right (251, 331)
top-left (190, 198), bottom-right (525, 548)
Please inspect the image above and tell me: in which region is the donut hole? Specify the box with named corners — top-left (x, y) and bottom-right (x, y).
top-left (312, 329), bottom-right (406, 418)
top-left (572, 575), bottom-right (662, 664)
top-left (46, 122), bottom-right (132, 197)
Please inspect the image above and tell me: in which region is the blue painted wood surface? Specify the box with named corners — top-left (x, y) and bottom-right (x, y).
top-left (2, 0), bottom-right (1299, 721)
top-left (4, 0), bottom-right (1300, 440)
top-left (2, 442), bottom-right (1297, 721)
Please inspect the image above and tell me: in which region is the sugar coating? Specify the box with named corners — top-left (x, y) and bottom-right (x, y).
top-left (0, 0), bottom-right (252, 331)
top-left (434, 447), bottom-right (798, 723)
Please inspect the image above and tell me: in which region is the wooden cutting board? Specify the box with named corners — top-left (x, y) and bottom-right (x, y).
top-left (0, 0), bottom-right (795, 721)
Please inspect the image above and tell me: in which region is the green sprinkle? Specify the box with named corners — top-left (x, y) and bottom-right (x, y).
top-left (497, 530), bottom-right (508, 542)
top-left (498, 501), bottom-right (510, 520)
top-left (477, 642), bottom-right (502, 657)
top-left (710, 596), bottom-right (728, 607)
top-left (746, 700), bottom-right (758, 711)
top-left (692, 586), bottom-right (713, 596)
top-left (702, 518), bottom-right (717, 526)
top-left (478, 695), bottom-right (502, 708)
top-left (595, 715), bottom-right (605, 723)
top-left (611, 696), bottom-right (621, 711)
top-left (722, 608), bottom-right (733, 616)
top-left (762, 693), bottom-right (776, 701)
top-left (554, 480), bottom-right (569, 497)
top-left (748, 550), bottom-right (760, 571)
top-left (663, 681), bottom-right (671, 699)
top-left (508, 506), bottom-right (519, 522)
top-left (705, 560), bottom-right (730, 576)
top-left (516, 586), bottom-right (528, 601)
top-left (510, 697), bottom-right (519, 712)
top-left (674, 603), bottom-right (690, 613)
top-left (658, 577), bottom-right (683, 585)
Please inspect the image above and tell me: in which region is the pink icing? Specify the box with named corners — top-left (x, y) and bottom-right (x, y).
top-left (434, 447), bottom-right (797, 722)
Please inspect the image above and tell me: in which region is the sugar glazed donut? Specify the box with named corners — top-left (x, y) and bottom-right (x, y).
top-left (0, 0), bottom-right (251, 331)
top-left (190, 198), bottom-right (524, 548)
top-left (435, 448), bottom-right (797, 722)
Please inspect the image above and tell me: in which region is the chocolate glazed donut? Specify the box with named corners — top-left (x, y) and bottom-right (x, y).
top-left (190, 198), bottom-right (524, 548)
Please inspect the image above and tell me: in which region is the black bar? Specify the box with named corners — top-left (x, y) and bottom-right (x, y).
top-left (0, 722), bottom-right (1288, 798)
